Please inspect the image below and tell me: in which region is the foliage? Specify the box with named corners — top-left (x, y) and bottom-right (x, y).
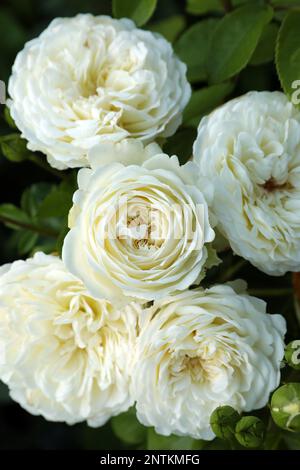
top-left (112, 0), bottom-right (157, 26)
top-left (276, 10), bottom-right (300, 98)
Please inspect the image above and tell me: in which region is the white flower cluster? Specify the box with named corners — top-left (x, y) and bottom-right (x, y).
top-left (1, 14), bottom-right (293, 440)
top-left (0, 253), bottom-right (285, 438)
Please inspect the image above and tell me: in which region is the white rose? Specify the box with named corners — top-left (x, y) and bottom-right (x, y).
top-left (193, 91), bottom-right (300, 275)
top-left (132, 283), bottom-right (286, 440)
top-left (8, 14), bottom-right (191, 170)
top-left (62, 139), bottom-right (215, 302)
top-left (0, 252), bottom-right (139, 426)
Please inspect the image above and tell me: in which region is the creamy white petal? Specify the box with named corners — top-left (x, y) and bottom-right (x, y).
top-left (132, 284), bottom-right (286, 439)
top-left (0, 252), bottom-right (139, 426)
top-left (193, 91), bottom-right (300, 275)
top-left (8, 14), bottom-right (191, 169)
top-left (63, 140), bottom-right (216, 302)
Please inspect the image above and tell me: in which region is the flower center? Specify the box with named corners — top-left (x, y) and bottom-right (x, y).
top-left (169, 346), bottom-right (229, 383)
top-left (182, 355), bottom-right (205, 381)
top-left (261, 177), bottom-right (293, 193)
top-left (120, 201), bottom-right (165, 250)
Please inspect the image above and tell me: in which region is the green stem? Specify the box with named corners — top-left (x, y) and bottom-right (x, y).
top-left (29, 155), bottom-right (65, 179)
top-left (248, 288), bottom-right (293, 297)
top-left (0, 215), bottom-right (58, 238)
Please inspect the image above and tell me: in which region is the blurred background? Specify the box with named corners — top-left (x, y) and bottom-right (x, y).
top-left (0, 0), bottom-right (297, 450)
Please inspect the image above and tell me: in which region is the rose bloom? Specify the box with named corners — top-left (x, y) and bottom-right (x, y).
top-left (8, 14), bottom-right (191, 170)
top-left (193, 91), bottom-right (300, 275)
top-left (62, 139), bottom-right (215, 302)
top-left (132, 282), bottom-right (286, 440)
top-left (0, 252), bottom-right (139, 426)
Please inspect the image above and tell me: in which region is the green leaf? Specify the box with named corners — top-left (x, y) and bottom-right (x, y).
top-left (163, 127), bottom-right (197, 165)
top-left (37, 189), bottom-right (71, 218)
top-left (276, 10), bottom-right (300, 100)
top-left (0, 133), bottom-right (30, 162)
top-left (112, 0), bottom-right (157, 27)
top-left (148, 15), bottom-right (186, 43)
top-left (21, 183), bottom-right (53, 218)
top-left (4, 107), bottom-right (17, 129)
top-left (235, 416), bottom-right (265, 448)
top-left (37, 175), bottom-right (76, 220)
top-left (250, 23), bottom-right (278, 66)
top-left (0, 191), bottom-right (60, 244)
top-left (147, 428), bottom-right (203, 450)
top-left (0, 203), bottom-right (31, 230)
top-left (19, 182), bottom-right (62, 251)
top-left (16, 230), bottom-right (38, 255)
top-left (208, 3), bottom-right (273, 84)
top-left (111, 408), bottom-right (147, 445)
top-left (183, 82), bottom-right (234, 127)
top-left (175, 19), bottom-right (219, 83)
top-left (186, 0), bottom-right (222, 15)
